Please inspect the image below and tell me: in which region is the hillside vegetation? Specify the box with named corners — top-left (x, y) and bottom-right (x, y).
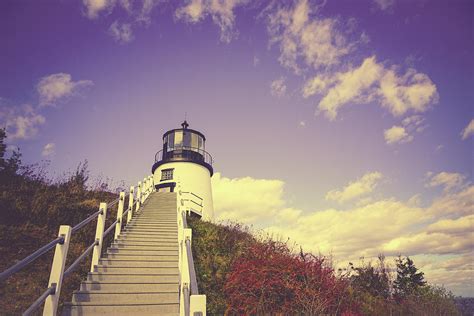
top-left (0, 129), bottom-right (118, 315)
top-left (0, 128), bottom-right (465, 315)
top-left (188, 217), bottom-right (462, 315)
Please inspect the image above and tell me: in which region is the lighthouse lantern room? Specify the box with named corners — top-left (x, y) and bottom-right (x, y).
top-left (152, 121), bottom-right (214, 220)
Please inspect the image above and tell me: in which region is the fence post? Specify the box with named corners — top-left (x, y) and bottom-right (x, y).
top-left (142, 177), bottom-right (147, 203)
top-left (114, 192), bottom-right (125, 240)
top-left (42, 225), bottom-right (72, 316)
top-left (90, 202), bottom-right (107, 272)
top-left (190, 295), bottom-right (207, 316)
top-left (127, 186), bottom-right (134, 224)
top-left (136, 182), bottom-right (142, 211)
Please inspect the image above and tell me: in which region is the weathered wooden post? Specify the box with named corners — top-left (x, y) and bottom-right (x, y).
top-left (90, 202), bottom-right (107, 272)
top-left (127, 186), bottom-right (134, 224)
top-left (136, 181), bottom-right (142, 211)
top-left (42, 225), bottom-right (72, 316)
top-left (114, 192), bottom-right (125, 240)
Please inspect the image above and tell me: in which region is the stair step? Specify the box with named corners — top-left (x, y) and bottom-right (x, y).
top-left (107, 249), bottom-right (178, 256)
top-left (117, 236), bottom-right (177, 242)
top-left (123, 229), bottom-right (178, 236)
top-left (62, 303), bottom-right (179, 315)
top-left (95, 266), bottom-right (178, 274)
top-left (104, 254), bottom-right (178, 261)
top-left (87, 273), bottom-right (178, 283)
top-left (80, 282), bottom-right (178, 292)
top-left (110, 244), bottom-right (176, 251)
top-left (114, 241), bottom-right (177, 247)
top-left (99, 260), bottom-right (178, 267)
top-left (119, 234), bottom-right (177, 240)
top-left (72, 292), bottom-right (178, 304)
top-left (130, 222), bottom-right (176, 226)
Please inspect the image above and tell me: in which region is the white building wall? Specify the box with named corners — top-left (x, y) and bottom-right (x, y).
top-left (153, 162), bottom-right (214, 220)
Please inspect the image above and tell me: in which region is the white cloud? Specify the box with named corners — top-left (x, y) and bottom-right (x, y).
top-left (461, 119), bottom-right (474, 140)
top-left (426, 171), bottom-right (467, 193)
top-left (298, 120), bottom-right (306, 127)
top-left (37, 73), bottom-right (93, 106)
top-left (267, 0), bottom-right (354, 73)
top-left (316, 56), bottom-right (383, 120)
top-left (83, 0), bottom-right (115, 19)
top-left (176, 0), bottom-right (248, 43)
top-left (42, 143), bottom-right (56, 157)
top-left (325, 171), bottom-right (383, 203)
top-left (109, 21), bottom-right (134, 43)
top-left (382, 115), bottom-right (427, 146)
top-left (303, 56), bottom-right (438, 120)
top-left (270, 77), bottom-right (287, 97)
top-left (373, 0), bottom-right (395, 11)
top-left (212, 172), bottom-right (285, 223)
top-left (384, 125), bottom-right (412, 144)
top-left (0, 105), bottom-right (46, 141)
top-left (379, 67), bottom-right (438, 116)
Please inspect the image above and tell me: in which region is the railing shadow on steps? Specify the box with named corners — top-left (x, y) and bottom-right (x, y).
top-left (0, 175), bottom-right (156, 316)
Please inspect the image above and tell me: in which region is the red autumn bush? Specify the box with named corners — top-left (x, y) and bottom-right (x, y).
top-left (224, 240), bottom-right (358, 315)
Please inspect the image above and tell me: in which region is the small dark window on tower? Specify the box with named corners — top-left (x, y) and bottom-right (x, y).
top-left (161, 168), bottom-right (174, 181)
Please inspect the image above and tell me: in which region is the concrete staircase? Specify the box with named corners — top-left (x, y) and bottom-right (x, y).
top-left (63, 192), bottom-right (179, 316)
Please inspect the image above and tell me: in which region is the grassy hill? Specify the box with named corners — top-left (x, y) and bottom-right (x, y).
top-left (0, 129), bottom-right (466, 315)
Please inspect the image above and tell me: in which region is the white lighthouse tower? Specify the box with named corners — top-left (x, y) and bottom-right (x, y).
top-left (152, 121), bottom-right (214, 220)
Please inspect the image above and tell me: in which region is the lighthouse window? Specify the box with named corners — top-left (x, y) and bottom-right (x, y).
top-left (191, 133), bottom-right (199, 150)
top-left (174, 131), bottom-right (183, 148)
top-left (161, 168), bottom-right (174, 181)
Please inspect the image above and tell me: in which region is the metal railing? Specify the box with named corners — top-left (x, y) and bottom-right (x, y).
top-left (177, 184), bottom-right (206, 316)
top-left (0, 174), bottom-right (156, 315)
top-left (154, 146), bottom-right (213, 166)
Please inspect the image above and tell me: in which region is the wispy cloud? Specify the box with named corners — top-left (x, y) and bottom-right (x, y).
top-left (266, 0), bottom-right (354, 74)
top-left (37, 73), bottom-right (93, 106)
top-left (176, 0), bottom-right (248, 43)
top-left (303, 56), bottom-right (438, 120)
top-left (109, 21), bottom-right (134, 43)
top-left (373, 0), bottom-right (395, 11)
top-left (41, 143), bottom-right (56, 157)
top-left (0, 105), bottom-right (46, 141)
top-left (384, 125), bottom-right (412, 144)
top-left (383, 115), bottom-right (427, 145)
top-left (425, 171), bottom-right (467, 193)
top-left (325, 171), bottom-right (383, 203)
top-left (270, 77), bottom-right (287, 97)
top-left (83, 0), bottom-right (115, 19)
top-left (461, 119), bottom-right (474, 140)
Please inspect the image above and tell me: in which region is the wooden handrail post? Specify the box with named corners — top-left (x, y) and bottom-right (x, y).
top-left (190, 295), bottom-right (207, 316)
top-left (114, 192), bottom-right (125, 240)
top-left (127, 186), bottom-right (134, 224)
top-left (43, 225), bottom-right (72, 316)
top-left (90, 202), bottom-right (107, 272)
top-left (136, 182), bottom-right (142, 211)
top-left (141, 177), bottom-right (147, 203)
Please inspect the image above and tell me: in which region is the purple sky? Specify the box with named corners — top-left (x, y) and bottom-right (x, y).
top-left (1, 0), bottom-right (473, 296)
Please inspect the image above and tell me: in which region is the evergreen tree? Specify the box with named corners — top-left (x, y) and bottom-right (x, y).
top-left (0, 128), bottom-right (22, 184)
top-left (394, 256), bottom-right (426, 298)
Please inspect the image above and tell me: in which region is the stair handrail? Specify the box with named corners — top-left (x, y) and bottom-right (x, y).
top-left (1, 174), bottom-right (155, 316)
top-left (177, 182), bottom-right (206, 316)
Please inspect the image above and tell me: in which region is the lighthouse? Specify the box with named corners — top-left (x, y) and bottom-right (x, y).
top-left (152, 121), bottom-right (214, 220)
